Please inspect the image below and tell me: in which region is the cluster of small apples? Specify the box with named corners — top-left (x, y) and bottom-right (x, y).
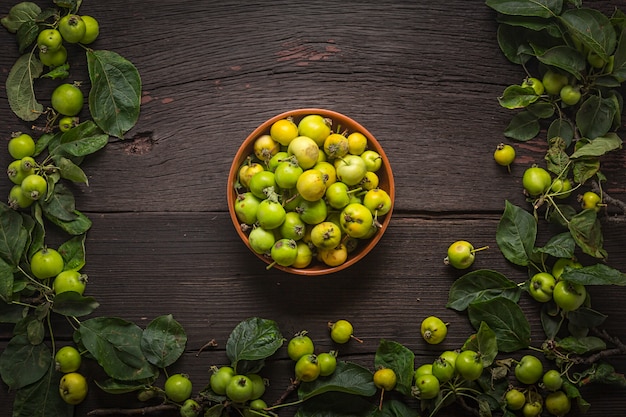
top-left (504, 355), bottom-right (572, 417)
top-left (207, 368), bottom-right (268, 416)
top-left (196, 319), bottom-right (356, 417)
top-left (529, 257), bottom-right (587, 312)
top-left (412, 320), bottom-right (570, 417)
top-left (55, 345), bottom-right (88, 405)
top-left (6, 133), bottom-right (47, 210)
top-left (286, 320), bottom-right (360, 384)
top-left (233, 114), bottom-right (392, 270)
top-left (37, 13), bottom-right (99, 68)
top-left (29, 244), bottom-right (91, 407)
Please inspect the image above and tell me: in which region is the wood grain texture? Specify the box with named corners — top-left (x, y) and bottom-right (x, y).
top-left (1, 0), bottom-right (625, 416)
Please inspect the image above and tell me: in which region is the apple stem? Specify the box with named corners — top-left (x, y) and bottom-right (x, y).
top-left (470, 246), bottom-right (489, 254)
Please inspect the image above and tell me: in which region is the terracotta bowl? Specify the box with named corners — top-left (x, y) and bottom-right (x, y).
top-left (227, 108), bottom-right (395, 275)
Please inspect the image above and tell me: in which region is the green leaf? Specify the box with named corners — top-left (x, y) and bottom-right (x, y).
top-left (6, 54), bottom-right (44, 122)
top-left (141, 314), bottom-right (187, 368)
top-left (562, 380), bottom-right (592, 412)
top-left (41, 63), bottom-right (70, 80)
top-left (495, 24), bottom-right (534, 65)
top-left (87, 50), bottom-right (141, 138)
top-left (504, 110), bottom-right (541, 141)
top-left (1, 2), bottom-right (41, 33)
top-left (560, 8), bottom-right (617, 60)
top-left (0, 258), bottom-right (15, 303)
top-left (568, 209), bottom-right (607, 259)
top-left (498, 85), bottom-right (540, 109)
top-left (295, 391), bottom-right (376, 417)
top-left (374, 339), bottom-right (414, 396)
top-left (544, 137), bottom-right (569, 175)
top-left (527, 101), bottom-right (555, 118)
top-left (496, 201), bottom-right (537, 266)
top-left (11, 362), bottom-right (73, 417)
top-left (58, 234), bottom-right (86, 271)
top-left (547, 119), bottom-right (574, 144)
top-left (0, 301), bottom-right (28, 324)
top-left (561, 263), bottom-right (626, 285)
top-left (375, 399), bottom-right (421, 417)
top-left (52, 291), bottom-right (99, 317)
top-left (535, 45), bottom-right (586, 79)
top-left (567, 307), bottom-right (607, 329)
top-left (39, 183), bottom-right (78, 222)
top-left (16, 18), bottom-right (38, 53)
top-left (468, 297), bottom-right (531, 352)
top-left (0, 334), bottom-right (50, 389)
top-left (485, 0), bottom-right (562, 18)
top-left (44, 208), bottom-right (92, 235)
top-left (298, 361), bottom-right (377, 400)
top-left (613, 27), bottom-right (626, 82)
top-left (0, 202), bottom-right (29, 267)
top-left (576, 96), bottom-right (618, 141)
top-left (535, 232), bottom-right (575, 258)
top-left (79, 317), bottom-right (158, 381)
top-left (226, 317), bottom-right (283, 370)
top-left (541, 303), bottom-right (563, 340)
top-left (556, 336), bottom-right (606, 354)
top-left (55, 156), bottom-right (89, 184)
top-left (50, 120), bottom-right (109, 158)
top-left (447, 269), bottom-right (521, 311)
top-left (570, 133), bottom-right (622, 158)
top-left (462, 322), bottom-right (498, 367)
top-left (496, 14), bottom-right (561, 36)
top-left (95, 377), bottom-right (158, 395)
top-left (34, 131), bottom-right (60, 156)
top-left (54, 0), bottom-right (80, 11)
top-left (572, 157), bottom-right (600, 184)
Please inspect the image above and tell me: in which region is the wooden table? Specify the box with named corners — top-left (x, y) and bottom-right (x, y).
top-left (1, 1), bottom-right (625, 416)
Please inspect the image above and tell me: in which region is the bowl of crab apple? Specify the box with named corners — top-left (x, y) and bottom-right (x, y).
top-left (227, 108), bottom-right (395, 275)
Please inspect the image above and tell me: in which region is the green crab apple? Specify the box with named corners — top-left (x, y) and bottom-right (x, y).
top-left (279, 211), bottom-right (306, 241)
top-left (553, 281), bottom-right (587, 312)
top-left (323, 133), bottom-right (349, 159)
top-left (248, 226), bottom-right (275, 254)
top-left (310, 221), bottom-right (342, 250)
top-left (363, 188), bottom-right (392, 216)
top-left (325, 181), bottom-right (351, 209)
top-left (361, 150), bottom-right (382, 172)
top-left (335, 155), bottom-right (367, 186)
top-left (347, 132), bottom-right (368, 155)
top-left (274, 159), bottom-right (303, 189)
top-left (340, 203), bottom-right (373, 238)
top-left (522, 166), bottom-right (551, 197)
top-left (288, 136), bottom-right (320, 169)
top-left (292, 241), bottom-right (313, 268)
top-left (444, 240), bottom-right (488, 269)
top-left (529, 272), bottom-right (556, 303)
top-left (270, 238), bottom-right (298, 267)
top-left (253, 134), bottom-right (280, 162)
top-left (551, 257), bottom-right (583, 280)
top-left (515, 355), bottom-right (543, 385)
top-left (420, 316), bottom-right (447, 344)
top-left (297, 114), bottom-right (331, 146)
top-left (234, 192), bottom-right (261, 225)
top-left (297, 169), bottom-right (326, 201)
top-left (270, 118), bottom-right (299, 146)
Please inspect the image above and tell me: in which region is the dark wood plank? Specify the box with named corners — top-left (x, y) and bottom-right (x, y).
top-left (1, 0), bottom-right (626, 416)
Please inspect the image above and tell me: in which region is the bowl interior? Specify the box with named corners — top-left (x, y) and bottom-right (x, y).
top-left (227, 108), bottom-right (394, 275)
